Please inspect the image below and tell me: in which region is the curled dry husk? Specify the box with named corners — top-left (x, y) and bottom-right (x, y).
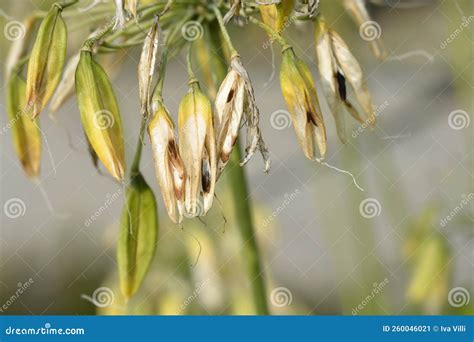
top-left (117, 172), bottom-right (158, 299)
top-left (259, 0), bottom-right (294, 33)
top-left (25, 4), bottom-right (67, 118)
top-left (315, 17), bottom-right (375, 143)
top-left (178, 82), bottom-right (216, 217)
top-left (138, 16), bottom-right (161, 115)
top-left (214, 55), bottom-right (270, 175)
top-left (75, 50), bottom-right (126, 181)
top-left (280, 47), bottom-right (327, 160)
top-left (6, 73), bottom-right (42, 178)
top-left (148, 101), bottom-right (185, 223)
top-left (342, 0), bottom-right (386, 60)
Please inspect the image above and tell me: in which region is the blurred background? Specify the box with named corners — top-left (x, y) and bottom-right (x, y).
top-left (0, 0), bottom-right (472, 315)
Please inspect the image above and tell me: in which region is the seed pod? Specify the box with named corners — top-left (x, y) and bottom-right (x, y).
top-left (138, 16), bottom-right (161, 115)
top-left (259, 0), bottom-right (294, 34)
top-left (342, 0), bottom-right (386, 60)
top-left (25, 4), bottom-right (67, 118)
top-left (6, 73), bottom-right (41, 178)
top-left (117, 173), bottom-right (158, 299)
top-left (315, 17), bottom-right (375, 143)
top-left (75, 50), bottom-right (126, 181)
top-left (214, 55), bottom-right (270, 175)
top-left (280, 47), bottom-right (327, 160)
top-left (148, 102), bottom-right (185, 223)
top-left (178, 82), bottom-right (216, 217)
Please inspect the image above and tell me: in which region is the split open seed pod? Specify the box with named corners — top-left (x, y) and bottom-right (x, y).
top-left (280, 47), bottom-right (327, 160)
top-left (25, 4), bottom-right (67, 118)
top-left (148, 101), bottom-right (185, 223)
top-left (75, 50), bottom-right (126, 181)
top-left (178, 81), bottom-right (216, 217)
top-left (315, 17), bottom-right (375, 143)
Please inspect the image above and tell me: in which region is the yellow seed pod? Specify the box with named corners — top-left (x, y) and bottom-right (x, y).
top-left (25, 4), bottom-right (67, 118)
top-left (178, 82), bottom-right (217, 217)
top-left (75, 50), bottom-right (126, 181)
top-left (6, 73), bottom-right (42, 178)
top-left (280, 48), bottom-right (327, 160)
top-left (259, 0), bottom-right (294, 33)
top-left (117, 173), bottom-right (158, 299)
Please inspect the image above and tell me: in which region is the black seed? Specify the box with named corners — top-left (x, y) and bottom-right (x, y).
top-left (336, 71), bottom-right (347, 101)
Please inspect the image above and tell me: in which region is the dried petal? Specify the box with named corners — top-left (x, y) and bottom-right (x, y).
top-left (117, 173), bottom-right (158, 299)
top-left (6, 73), bottom-right (41, 178)
top-left (178, 83), bottom-right (216, 216)
top-left (75, 50), bottom-right (126, 181)
top-left (280, 48), bottom-right (327, 159)
top-left (148, 103), bottom-right (185, 223)
top-left (25, 4), bottom-right (67, 118)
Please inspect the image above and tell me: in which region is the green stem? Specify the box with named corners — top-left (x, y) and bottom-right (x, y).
top-left (212, 6), bottom-right (238, 56)
top-left (130, 116), bottom-right (148, 178)
top-left (247, 16), bottom-right (289, 48)
top-left (208, 21), bottom-right (270, 315)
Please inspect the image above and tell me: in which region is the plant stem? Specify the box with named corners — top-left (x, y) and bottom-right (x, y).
top-left (208, 22), bottom-right (270, 315)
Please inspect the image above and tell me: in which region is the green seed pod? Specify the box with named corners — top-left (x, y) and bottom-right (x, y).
top-left (6, 73), bottom-right (42, 178)
top-left (75, 50), bottom-right (126, 181)
top-left (117, 173), bottom-right (159, 299)
top-left (25, 4), bottom-right (67, 118)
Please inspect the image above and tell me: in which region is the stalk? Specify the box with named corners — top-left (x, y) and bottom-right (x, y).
top-left (208, 18), bottom-right (270, 315)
